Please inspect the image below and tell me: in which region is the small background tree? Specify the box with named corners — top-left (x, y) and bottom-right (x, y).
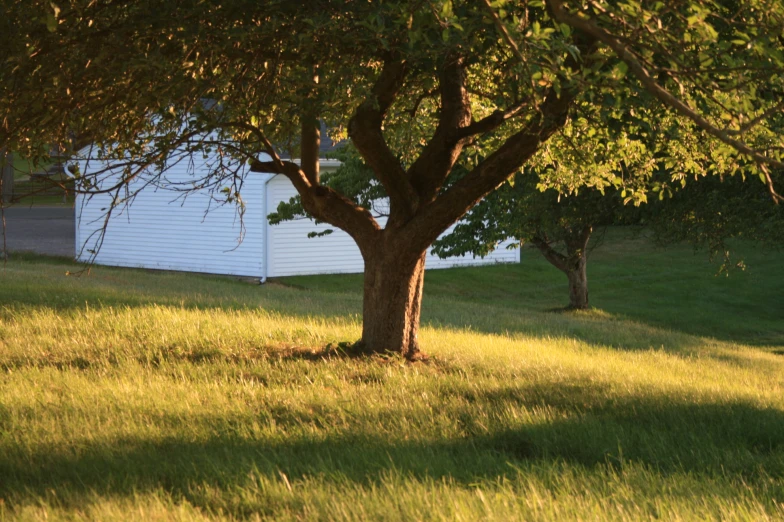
top-left (432, 173), bottom-right (634, 309)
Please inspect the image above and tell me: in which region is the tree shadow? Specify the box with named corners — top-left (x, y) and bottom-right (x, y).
top-left (0, 342), bottom-right (429, 375)
top-left (2, 385), bottom-right (784, 515)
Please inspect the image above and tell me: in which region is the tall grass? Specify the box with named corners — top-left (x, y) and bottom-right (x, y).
top-left (0, 236), bottom-right (783, 521)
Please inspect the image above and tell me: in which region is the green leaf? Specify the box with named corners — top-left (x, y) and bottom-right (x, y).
top-left (45, 12), bottom-right (57, 32)
top-left (613, 61), bottom-right (628, 79)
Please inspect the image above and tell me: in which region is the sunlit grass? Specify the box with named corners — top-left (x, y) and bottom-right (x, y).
top-left (0, 235), bottom-right (783, 520)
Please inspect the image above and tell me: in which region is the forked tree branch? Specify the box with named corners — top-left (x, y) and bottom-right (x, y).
top-left (251, 158), bottom-right (381, 245)
top-left (406, 55), bottom-right (474, 207)
top-left (409, 88), bottom-right (576, 249)
top-left (348, 58), bottom-right (420, 217)
top-left (531, 234), bottom-right (568, 272)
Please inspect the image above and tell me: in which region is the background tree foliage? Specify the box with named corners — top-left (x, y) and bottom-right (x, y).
top-left (272, 97), bottom-right (780, 311)
top-left (649, 169), bottom-right (784, 268)
top-left (432, 173), bottom-right (633, 310)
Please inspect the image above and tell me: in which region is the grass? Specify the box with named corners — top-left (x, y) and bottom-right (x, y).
top-left (6, 178), bottom-right (75, 207)
top-left (11, 154), bottom-right (45, 180)
top-left (2, 154), bottom-right (74, 206)
top-left (0, 232), bottom-right (783, 520)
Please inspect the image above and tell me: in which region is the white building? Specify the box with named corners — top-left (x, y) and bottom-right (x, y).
top-left (74, 153), bottom-right (519, 280)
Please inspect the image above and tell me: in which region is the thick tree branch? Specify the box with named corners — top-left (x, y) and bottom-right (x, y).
top-left (299, 184), bottom-right (382, 250)
top-left (251, 158), bottom-right (381, 246)
top-left (407, 55), bottom-right (473, 206)
top-left (249, 159), bottom-right (301, 176)
top-left (563, 225), bottom-right (593, 262)
top-left (407, 88), bottom-right (575, 250)
top-left (348, 58), bottom-right (419, 217)
top-left (531, 234), bottom-right (568, 272)
top-left (546, 0), bottom-right (784, 203)
top-left (300, 115), bottom-right (320, 185)
top-left (300, 68), bottom-right (321, 185)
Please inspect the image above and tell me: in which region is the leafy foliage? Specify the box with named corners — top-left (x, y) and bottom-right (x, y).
top-left (1, 0), bottom-right (781, 199)
top-left (432, 171), bottom-right (632, 259)
top-left (648, 169), bottom-right (784, 269)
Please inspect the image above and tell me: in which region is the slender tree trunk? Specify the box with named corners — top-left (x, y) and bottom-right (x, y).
top-left (563, 226), bottom-right (592, 309)
top-left (1, 150), bottom-right (13, 204)
top-left (532, 225), bottom-right (592, 310)
top-left (357, 245), bottom-right (427, 360)
top-left (566, 253), bottom-right (589, 309)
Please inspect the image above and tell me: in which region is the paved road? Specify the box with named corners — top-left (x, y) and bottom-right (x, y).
top-left (1, 206), bottom-right (74, 257)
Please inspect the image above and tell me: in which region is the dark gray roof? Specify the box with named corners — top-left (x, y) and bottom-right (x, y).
top-left (278, 121), bottom-right (346, 159)
top-left (319, 124), bottom-right (346, 156)
top-left (198, 99), bottom-right (346, 158)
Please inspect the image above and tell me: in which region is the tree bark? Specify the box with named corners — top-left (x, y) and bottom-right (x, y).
top-left (566, 253), bottom-right (589, 310)
top-left (1, 150), bottom-right (13, 204)
top-left (563, 226), bottom-right (592, 310)
top-left (357, 244), bottom-right (427, 360)
top-left (532, 225), bottom-right (592, 310)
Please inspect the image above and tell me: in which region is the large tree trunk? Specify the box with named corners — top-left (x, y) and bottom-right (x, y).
top-left (358, 246), bottom-right (427, 360)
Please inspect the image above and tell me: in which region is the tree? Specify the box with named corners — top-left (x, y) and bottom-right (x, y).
top-left (1, 1), bottom-right (782, 359)
top-left (434, 168), bottom-right (784, 310)
top-left (432, 173), bottom-right (632, 309)
top-left (1, 150), bottom-right (12, 205)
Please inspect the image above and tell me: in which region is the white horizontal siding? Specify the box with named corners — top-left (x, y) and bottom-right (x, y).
top-left (265, 175), bottom-right (520, 278)
top-left (75, 154), bottom-right (519, 280)
top-left (76, 156), bottom-right (265, 278)
top-left (426, 224), bottom-right (520, 269)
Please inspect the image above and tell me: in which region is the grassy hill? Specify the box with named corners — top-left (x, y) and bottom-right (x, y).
top-left (0, 233), bottom-right (783, 520)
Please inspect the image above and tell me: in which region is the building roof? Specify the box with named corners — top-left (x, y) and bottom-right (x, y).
top-left (277, 121), bottom-right (346, 159)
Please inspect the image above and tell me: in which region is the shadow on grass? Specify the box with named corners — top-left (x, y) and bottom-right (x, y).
top-left (2, 388), bottom-right (784, 514)
top-left (0, 342), bottom-right (425, 375)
